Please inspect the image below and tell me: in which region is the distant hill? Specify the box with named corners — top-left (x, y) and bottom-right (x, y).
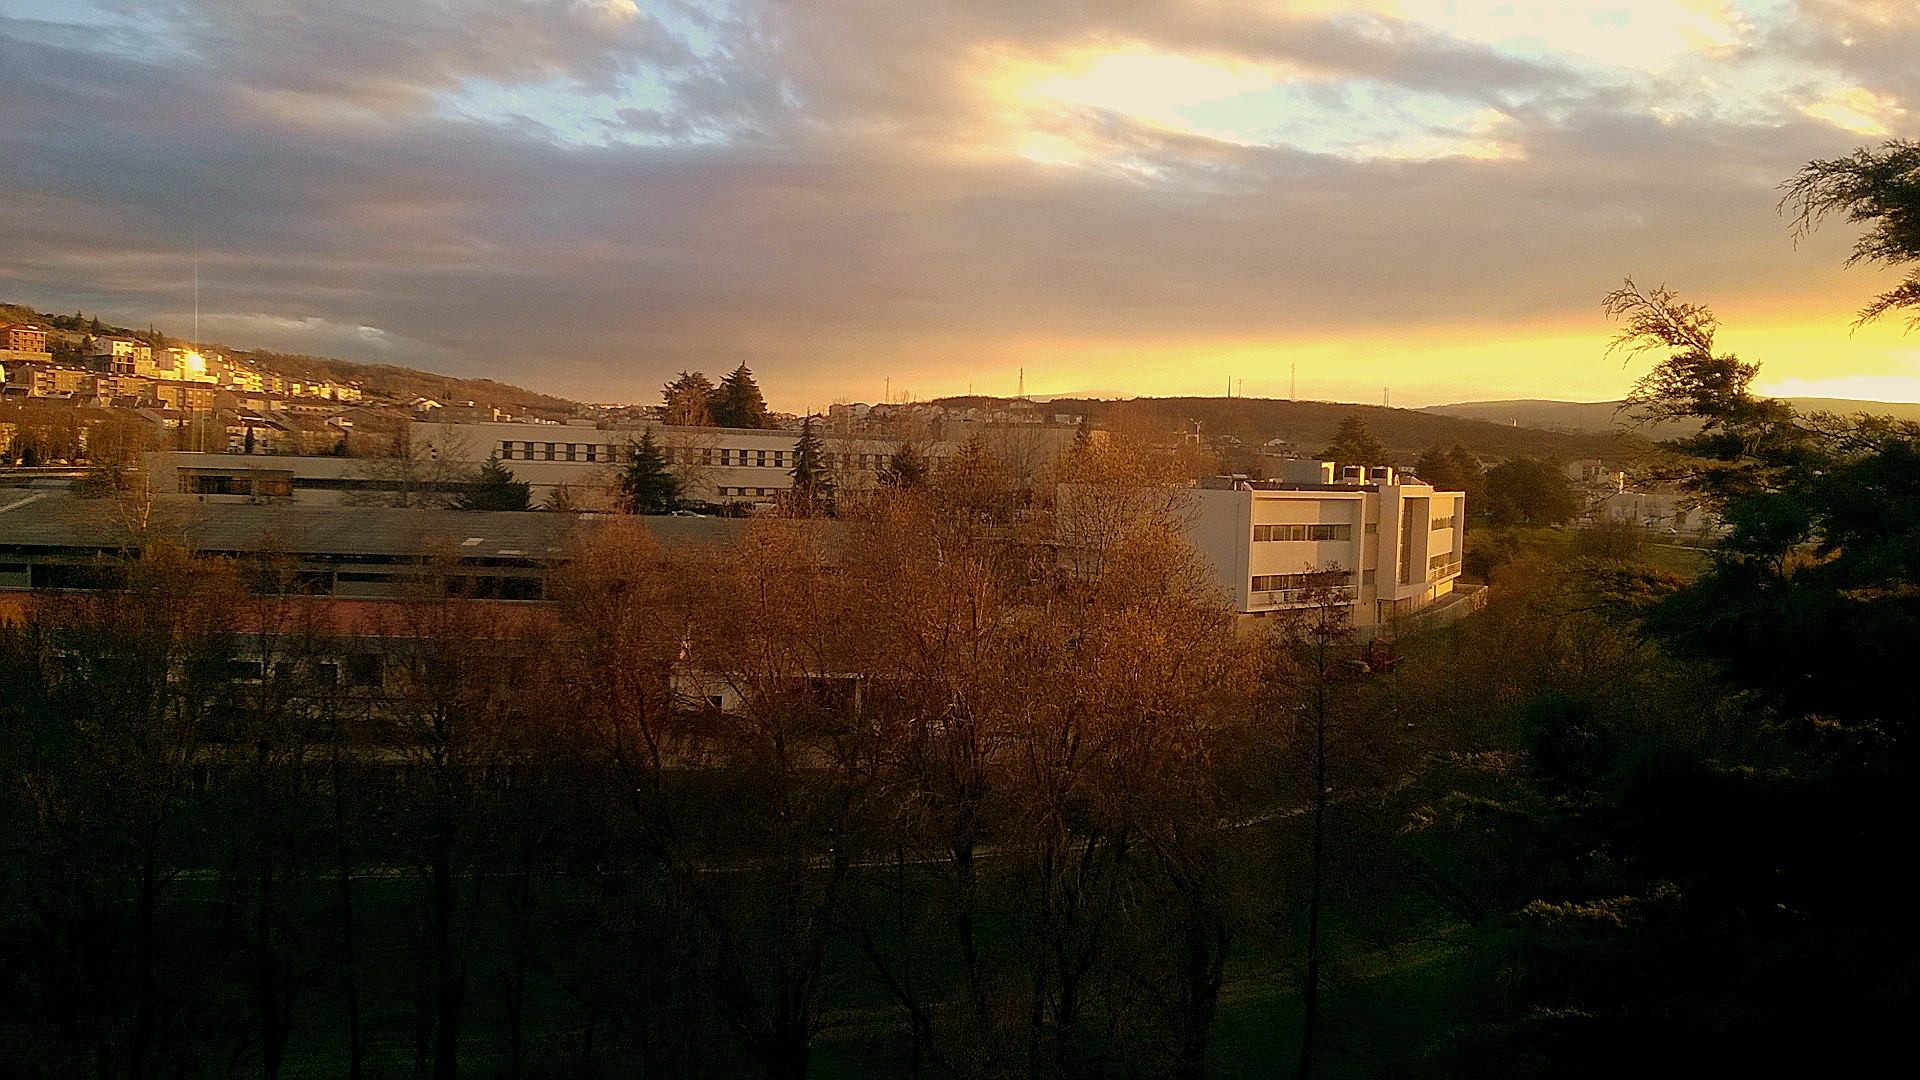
top-left (2, 300), bottom-right (580, 416)
top-left (1427, 397), bottom-right (1920, 436)
top-left (941, 395), bottom-right (1644, 464)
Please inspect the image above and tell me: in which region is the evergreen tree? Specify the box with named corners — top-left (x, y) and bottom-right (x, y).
top-left (1413, 444), bottom-right (1484, 505)
top-left (1318, 414), bottom-right (1389, 468)
top-left (785, 417), bottom-right (834, 515)
top-left (660, 372), bottom-right (715, 427)
top-left (621, 429), bottom-right (681, 514)
top-left (878, 443), bottom-right (928, 490)
top-left (1483, 456), bottom-right (1576, 526)
top-left (711, 364), bottom-right (771, 429)
top-left (456, 457), bottom-right (532, 511)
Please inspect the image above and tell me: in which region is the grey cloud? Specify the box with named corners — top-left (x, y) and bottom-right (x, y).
top-left (0, 2), bottom-right (1894, 405)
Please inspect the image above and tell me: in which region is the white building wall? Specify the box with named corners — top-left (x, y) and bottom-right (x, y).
top-left (1187, 475), bottom-right (1466, 631)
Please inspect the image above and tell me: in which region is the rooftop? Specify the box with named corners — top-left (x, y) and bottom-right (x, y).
top-left (0, 490), bottom-right (749, 562)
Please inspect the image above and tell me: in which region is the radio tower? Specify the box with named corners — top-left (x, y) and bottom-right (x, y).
top-left (1018, 367), bottom-right (1025, 399)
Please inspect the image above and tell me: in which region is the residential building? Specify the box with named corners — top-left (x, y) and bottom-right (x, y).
top-left (89, 336), bottom-right (152, 371)
top-left (4, 363), bottom-right (94, 397)
top-left (1180, 462), bottom-right (1469, 630)
top-left (0, 323), bottom-right (52, 362)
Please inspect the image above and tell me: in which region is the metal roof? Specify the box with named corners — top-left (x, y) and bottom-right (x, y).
top-left (0, 490), bottom-right (749, 561)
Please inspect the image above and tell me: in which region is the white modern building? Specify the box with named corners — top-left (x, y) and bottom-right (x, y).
top-left (1186, 461), bottom-right (1467, 630)
top-left (409, 420), bottom-right (925, 509)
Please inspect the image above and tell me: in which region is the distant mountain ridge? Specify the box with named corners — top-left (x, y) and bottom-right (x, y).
top-left (938, 395), bottom-right (1643, 463)
top-left (1425, 397), bottom-right (1920, 436)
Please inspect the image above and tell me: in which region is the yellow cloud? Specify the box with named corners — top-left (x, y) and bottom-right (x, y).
top-left (1799, 87), bottom-right (1905, 136)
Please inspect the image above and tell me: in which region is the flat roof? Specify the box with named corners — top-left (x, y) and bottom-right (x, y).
top-left (0, 490), bottom-right (749, 561)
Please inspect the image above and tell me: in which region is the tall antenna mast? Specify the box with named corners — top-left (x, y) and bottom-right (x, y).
top-left (1291, 362), bottom-right (1297, 401)
top-left (1018, 368), bottom-right (1025, 399)
top-left (1383, 386), bottom-right (1390, 408)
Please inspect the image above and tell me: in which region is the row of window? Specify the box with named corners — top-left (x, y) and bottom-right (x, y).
top-left (497, 440), bottom-right (616, 463)
top-left (494, 440), bottom-right (888, 472)
top-left (1253, 523), bottom-right (1353, 542)
top-left (1250, 571), bottom-right (1352, 592)
top-left (718, 487), bottom-right (781, 498)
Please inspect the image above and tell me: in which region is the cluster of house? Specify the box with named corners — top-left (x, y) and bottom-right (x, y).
top-left (0, 321), bottom-right (401, 460)
top-left (2, 323), bottom-right (363, 404)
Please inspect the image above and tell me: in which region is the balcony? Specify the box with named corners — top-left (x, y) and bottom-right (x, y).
top-left (1427, 559), bottom-right (1462, 582)
top-left (1254, 585), bottom-right (1359, 608)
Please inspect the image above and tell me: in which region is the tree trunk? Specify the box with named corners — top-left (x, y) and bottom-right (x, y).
top-left (433, 829), bottom-right (462, 1080)
top-left (129, 852), bottom-right (158, 1080)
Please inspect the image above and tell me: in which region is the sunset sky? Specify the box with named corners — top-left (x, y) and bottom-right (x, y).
top-left (3, 1), bottom-right (1918, 409)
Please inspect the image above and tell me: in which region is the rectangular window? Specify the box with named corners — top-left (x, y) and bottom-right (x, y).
top-left (1250, 571), bottom-right (1351, 593)
top-left (345, 654), bottom-right (383, 688)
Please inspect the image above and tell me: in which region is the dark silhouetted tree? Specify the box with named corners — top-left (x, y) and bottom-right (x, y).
top-left (621, 430), bottom-right (680, 514)
top-left (1781, 138), bottom-right (1920, 326)
top-left (785, 417), bottom-right (834, 516)
top-left (455, 457), bottom-right (531, 512)
top-left (1484, 457), bottom-right (1576, 526)
top-left (661, 372), bottom-right (715, 427)
top-left (711, 364), bottom-right (771, 429)
top-left (877, 444), bottom-right (928, 490)
top-left (1318, 414), bottom-right (1388, 468)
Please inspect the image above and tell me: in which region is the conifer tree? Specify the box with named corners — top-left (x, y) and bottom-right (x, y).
top-left (621, 429), bottom-right (681, 514)
top-left (456, 457), bottom-right (532, 511)
top-left (660, 371), bottom-right (715, 427)
top-left (712, 364), bottom-right (771, 428)
top-left (1318, 414), bottom-right (1389, 468)
top-left (786, 417), bottom-right (834, 515)
top-left (878, 443), bottom-right (928, 490)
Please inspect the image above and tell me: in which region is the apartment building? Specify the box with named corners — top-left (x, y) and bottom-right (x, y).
top-left (89, 336), bottom-right (152, 371)
top-left (1185, 462), bottom-right (1467, 630)
top-left (3, 362), bottom-right (94, 397)
top-left (0, 323), bottom-right (52, 362)
top-left (409, 420), bottom-right (915, 508)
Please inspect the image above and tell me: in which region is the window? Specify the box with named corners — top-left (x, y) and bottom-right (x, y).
top-left (1365, 522), bottom-right (1378, 535)
top-left (345, 654), bottom-right (383, 689)
top-left (1253, 523), bottom-right (1351, 542)
top-left (1250, 571), bottom-right (1351, 593)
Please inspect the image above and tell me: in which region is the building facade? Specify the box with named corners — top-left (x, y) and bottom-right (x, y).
top-left (409, 420), bottom-right (922, 508)
top-left (0, 323), bottom-right (52, 363)
top-left (1185, 464), bottom-right (1467, 630)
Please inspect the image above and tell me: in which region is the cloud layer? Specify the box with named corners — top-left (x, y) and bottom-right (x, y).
top-left (3, 1), bottom-right (1918, 407)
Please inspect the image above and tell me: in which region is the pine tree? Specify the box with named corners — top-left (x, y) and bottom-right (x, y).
top-left (712, 364), bottom-right (771, 429)
top-left (1318, 414), bottom-right (1389, 468)
top-left (621, 429), bottom-right (681, 514)
top-left (456, 457), bottom-right (532, 511)
top-left (660, 371), bottom-right (715, 426)
top-left (785, 417), bottom-right (834, 516)
top-left (878, 443), bottom-right (928, 489)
